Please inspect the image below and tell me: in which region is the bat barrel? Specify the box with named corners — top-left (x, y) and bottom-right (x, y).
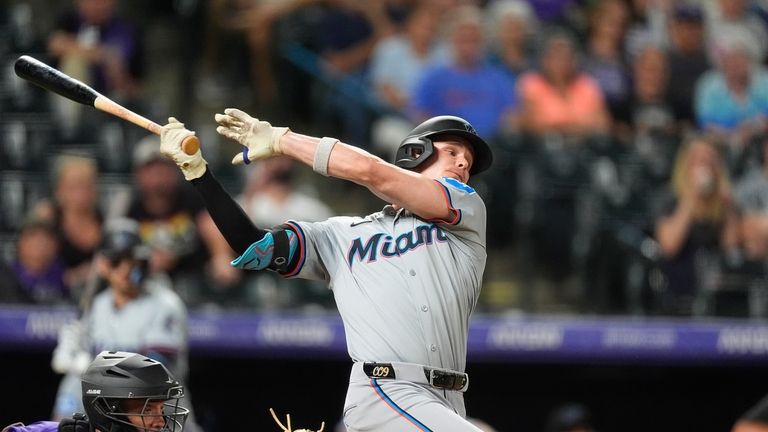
top-left (14, 55), bottom-right (100, 106)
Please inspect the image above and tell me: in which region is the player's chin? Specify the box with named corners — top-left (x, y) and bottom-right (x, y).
top-left (445, 172), bottom-right (467, 183)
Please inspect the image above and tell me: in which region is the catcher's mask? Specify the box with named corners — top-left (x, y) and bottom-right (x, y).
top-left (82, 351), bottom-right (189, 432)
top-left (394, 115), bottom-right (493, 175)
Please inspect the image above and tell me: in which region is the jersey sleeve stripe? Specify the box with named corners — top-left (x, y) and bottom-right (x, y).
top-left (282, 221), bottom-right (307, 277)
top-left (426, 180), bottom-right (462, 225)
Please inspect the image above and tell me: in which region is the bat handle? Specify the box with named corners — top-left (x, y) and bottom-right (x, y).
top-left (182, 136), bottom-right (200, 155)
top-left (93, 96), bottom-right (200, 155)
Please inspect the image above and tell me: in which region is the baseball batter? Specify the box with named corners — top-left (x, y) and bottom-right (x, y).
top-left (159, 110), bottom-right (493, 431)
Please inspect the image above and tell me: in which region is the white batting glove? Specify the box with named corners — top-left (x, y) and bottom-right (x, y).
top-left (160, 117), bottom-right (207, 181)
top-left (214, 108), bottom-right (289, 165)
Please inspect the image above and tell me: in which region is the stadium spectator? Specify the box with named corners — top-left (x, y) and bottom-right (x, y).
top-left (370, 4), bottom-right (447, 114)
top-left (222, 0), bottom-right (327, 111)
top-left (582, 0), bottom-right (631, 120)
top-left (485, 0), bottom-right (538, 78)
top-left (654, 136), bottom-right (740, 315)
top-left (0, 217), bottom-right (68, 305)
top-left (517, 30), bottom-right (611, 139)
top-left (123, 135), bottom-right (239, 305)
top-left (623, 0), bottom-right (671, 58)
top-left (705, 0), bottom-right (768, 63)
top-left (237, 156), bottom-right (333, 227)
top-left (410, 4), bottom-right (520, 140)
top-left (31, 154), bottom-right (104, 293)
top-left (614, 44), bottom-right (675, 142)
top-left (47, 0), bottom-right (144, 139)
top-left (666, 3), bottom-right (710, 128)
top-left (694, 28), bottom-right (768, 173)
top-left (311, 0), bottom-right (403, 147)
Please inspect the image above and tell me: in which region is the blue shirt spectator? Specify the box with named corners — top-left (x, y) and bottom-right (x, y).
top-left (695, 67), bottom-right (768, 131)
top-left (409, 5), bottom-right (519, 139)
top-left (412, 63), bottom-right (517, 139)
top-left (370, 6), bottom-right (449, 112)
top-left (695, 29), bottom-right (768, 135)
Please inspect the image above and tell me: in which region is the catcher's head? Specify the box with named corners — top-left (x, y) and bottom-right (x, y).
top-left (82, 351), bottom-right (189, 432)
top-left (394, 115), bottom-right (493, 176)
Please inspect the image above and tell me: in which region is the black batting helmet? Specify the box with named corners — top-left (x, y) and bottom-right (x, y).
top-left (82, 351), bottom-right (189, 432)
top-left (394, 115), bottom-right (493, 175)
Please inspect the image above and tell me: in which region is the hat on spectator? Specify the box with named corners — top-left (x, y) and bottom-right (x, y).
top-left (132, 135), bottom-right (172, 169)
top-left (19, 215), bottom-right (56, 236)
top-left (672, 3), bottom-right (703, 22)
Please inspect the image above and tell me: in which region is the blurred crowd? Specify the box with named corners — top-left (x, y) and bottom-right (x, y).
top-left (2, 0), bottom-right (768, 319)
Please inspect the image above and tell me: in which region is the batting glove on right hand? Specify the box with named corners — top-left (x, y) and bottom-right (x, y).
top-left (160, 117), bottom-right (207, 181)
top-left (214, 108), bottom-right (289, 165)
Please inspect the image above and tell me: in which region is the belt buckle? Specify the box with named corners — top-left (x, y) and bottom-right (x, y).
top-left (428, 368), bottom-right (464, 391)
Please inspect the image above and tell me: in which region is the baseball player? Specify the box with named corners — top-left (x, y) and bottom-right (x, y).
top-left (50, 218), bottom-right (191, 423)
top-left (159, 109), bottom-right (493, 431)
top-left (4, 350), bottom-right (189, 432)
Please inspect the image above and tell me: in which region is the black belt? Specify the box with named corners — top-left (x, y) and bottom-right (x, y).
top-left (363, 362), bottom-right (469, 391)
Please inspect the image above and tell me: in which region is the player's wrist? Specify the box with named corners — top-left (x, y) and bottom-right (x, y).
top-left (271, 126), bottom-right (289, 154)
top-left (181, 157), bottom-right (207, 181)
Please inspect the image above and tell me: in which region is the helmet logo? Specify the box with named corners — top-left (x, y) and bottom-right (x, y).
top-left (86, 389), bottom-right (101, 395)
top-left (464, 123), bottom-right (477, 135)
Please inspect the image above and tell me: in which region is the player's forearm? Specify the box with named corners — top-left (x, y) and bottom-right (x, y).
top-left (280, 132), bottom-right (383, 184)
top-left (280, 132), bottom-right (452, 219)
top-left (190, 168), bottom-right (269, 254)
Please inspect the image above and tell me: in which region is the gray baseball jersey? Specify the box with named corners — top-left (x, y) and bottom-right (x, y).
top-left (285, 177), bottom-right (486, 429)
top-left (87, 275), bottom-right (189, 376)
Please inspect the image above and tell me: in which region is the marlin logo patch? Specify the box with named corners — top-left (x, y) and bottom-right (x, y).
top-left (347, 224), bottom-right (448, 266)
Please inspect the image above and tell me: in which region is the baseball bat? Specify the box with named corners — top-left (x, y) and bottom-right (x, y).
top-left (13, 55), bottom-right (199, 155)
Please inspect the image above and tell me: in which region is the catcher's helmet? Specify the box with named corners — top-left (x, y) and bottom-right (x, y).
top-left (82, 351), bottom-right (189, 432)
top-left (394, 115), bottom-right (493, 175)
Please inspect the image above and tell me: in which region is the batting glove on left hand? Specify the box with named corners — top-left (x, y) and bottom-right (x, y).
top-left (214, 108), bottom-right (289, 165)
top-left (160, 117), bottom-right (207, 181)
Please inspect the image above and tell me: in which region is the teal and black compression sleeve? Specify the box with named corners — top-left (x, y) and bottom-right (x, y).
top-left (190, 168), bottom-right (299, 273)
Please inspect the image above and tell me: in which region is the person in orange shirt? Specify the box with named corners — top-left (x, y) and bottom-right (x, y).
top-left (517, 31), bottom-right (611, 138)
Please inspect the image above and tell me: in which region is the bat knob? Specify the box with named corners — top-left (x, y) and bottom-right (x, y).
top-left (182, 136), bottom-right (200, 155)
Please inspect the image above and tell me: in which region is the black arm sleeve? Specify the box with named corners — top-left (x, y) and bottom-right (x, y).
top-left (190, 168), bottom-right (268, 254)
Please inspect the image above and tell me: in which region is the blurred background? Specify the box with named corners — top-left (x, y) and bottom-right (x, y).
top-left (2, 0), bottom-right (768, 430)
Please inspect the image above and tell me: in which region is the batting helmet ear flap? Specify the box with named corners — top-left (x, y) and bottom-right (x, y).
top-left (394, 135), bottom-right (434, 170)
